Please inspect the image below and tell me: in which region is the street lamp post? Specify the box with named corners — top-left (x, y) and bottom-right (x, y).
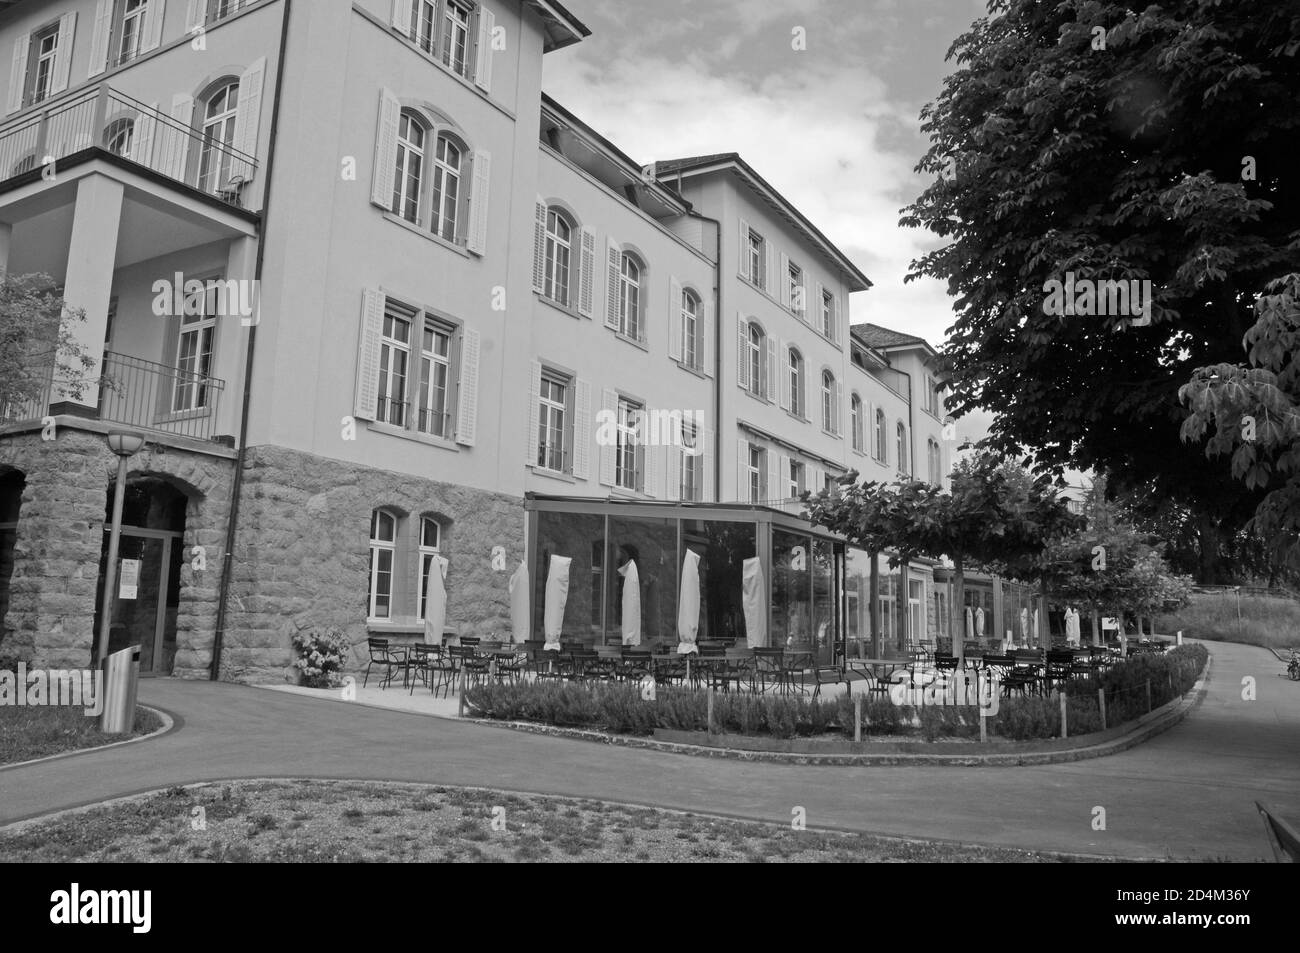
top-left (95, 431), bottom-right (146, 667)
top-left (1235, 585), bottom-right (1242, 623)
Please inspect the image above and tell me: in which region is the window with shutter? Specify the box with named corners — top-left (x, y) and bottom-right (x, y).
top-left (50, 13), bottom-right (76, 97)
top-left (231, 57), bottom-right (266, 185)
top-left (736, 314), bottom-right (750, 391)
top-left (371, 88), bottom-right (402, 209)
top-left (532, 199), bottom-right (547, 293)
top-left (466, 148), bottom-right (490, 254)
top-left (142, 0), bottom-right (167, 55)
top-left (764, 336), bottom-right (777, 404)
top-left (89, 0), bottom-right (113, 77)
top-left (669, 277), bottom-right (683, 362)
top-left (604, 240), bottom-right (621, 330)
top-left (454, 327), bottom-right (481, 446)
top-left (6, 33), bottom-right (31, 115)
top-left (573, 379), bottom-right (592, 479)
top-left (526, 360), bottom-right (542, 466)
top-left (577, 227), bottom-right (596, 318)
top-left (474, 4), bottom-right (495, 92)
top-left (353, 290), bottom-right (385, 421)
top-left (599, 389), bottom-right (618, 486)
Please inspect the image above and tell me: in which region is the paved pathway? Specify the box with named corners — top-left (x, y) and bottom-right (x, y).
top-left (1, 640), bottom-right (1296, 859)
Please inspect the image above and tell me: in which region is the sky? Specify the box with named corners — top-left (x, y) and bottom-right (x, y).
top-left (542, 0), bottom-right (995, 352)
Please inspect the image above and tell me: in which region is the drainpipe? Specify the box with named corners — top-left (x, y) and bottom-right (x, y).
top-left (210, 0), bottom-right (293, 680)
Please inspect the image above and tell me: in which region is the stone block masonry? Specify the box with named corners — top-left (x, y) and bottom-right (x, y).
top-left (220, 445), bottom-right (524, 684)
top-left (0, 426), bottom-right (235, 673)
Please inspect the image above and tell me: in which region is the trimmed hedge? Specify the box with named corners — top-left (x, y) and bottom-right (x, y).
top-left (463, 645), bottom-right (1208, 742)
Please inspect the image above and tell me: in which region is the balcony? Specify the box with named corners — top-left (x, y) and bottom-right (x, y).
top-left (1, 351), bottom-right (227, 443)
top-left (0, 83), bottom-right (257, 208)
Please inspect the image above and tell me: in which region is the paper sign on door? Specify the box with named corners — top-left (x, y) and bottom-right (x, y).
top-left (119, 559), bottom-right (141, 600)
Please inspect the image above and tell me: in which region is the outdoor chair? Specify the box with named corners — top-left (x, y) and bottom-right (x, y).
top-left (751, 648), bottom-right (785, 694)
top-left (479, 640), bottom-right (504, 653)
top-left (618, 649), bottom-right (653, 683)
top-left (363, 637), bottom-right (405, 689)
top-left (780, 651), bottom-right (814, 696)
top-left (449, 645), bottom-right (489, 688)
top-left (529, 645), bottom-right (563, 681)
top-left (493, 650), bottom-right (525, 684)
top-left (811, 665), bottom-right (849, 698)
top-left (408, 643), bottom-right (455, 698)
top-left (460, 636), bottom-right (481, 647)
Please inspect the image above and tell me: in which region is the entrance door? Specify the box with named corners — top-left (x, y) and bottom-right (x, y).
top-left (93, 530), bottom-right (181, 674)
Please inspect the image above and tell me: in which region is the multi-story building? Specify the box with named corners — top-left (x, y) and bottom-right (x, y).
top-left (0, 0), bottom-right (980, 682)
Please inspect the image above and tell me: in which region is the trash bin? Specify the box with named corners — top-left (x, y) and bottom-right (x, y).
top-left (99, 645), bottom-right (140, 734)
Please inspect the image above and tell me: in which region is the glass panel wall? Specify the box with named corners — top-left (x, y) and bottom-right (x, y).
top-left (811, 538), bottom-right (836, 664)
top-left (533, 511), bottom-right (605, 644)
top-left (844, 546), bottom-right (872, 659)
top-left (607, 515), bottom-right (678, 647)
top-left (772, 529), bottom-right (812, 655)
top-left (682, 519), bottom-right (757, 646)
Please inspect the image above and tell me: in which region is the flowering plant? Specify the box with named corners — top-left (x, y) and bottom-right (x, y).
top-left (292, 628), bottom-right (352, 688)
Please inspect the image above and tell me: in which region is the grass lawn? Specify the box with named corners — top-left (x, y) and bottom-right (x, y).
top-left (1157, 593), bottom-right (1300, 653)
top-left (0, 705), bottom-right (163, 766)
top-left (0, 779), bottom-right (1114, 863)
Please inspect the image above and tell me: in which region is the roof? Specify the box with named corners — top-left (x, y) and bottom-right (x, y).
top-left (525, 0), bottom-right (592, 52)
top-left (652, 154), bottom-right (872, 293)
top-left (850, 323), bottom-right (930, 350)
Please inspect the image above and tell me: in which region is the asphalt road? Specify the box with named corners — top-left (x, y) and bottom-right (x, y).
top-left (1, 639), bottom-right (1296, 860)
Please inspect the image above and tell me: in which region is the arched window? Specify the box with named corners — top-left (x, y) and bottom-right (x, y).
top-left (681, 290), bottom-right (700, 369)
top-left (418, 517), bottom-right (443, 622)
top-left (442, 0), bottom-right (473, 78)
top-left (874, 407), bottom-right (887, 462)
top-left (431, 133), bottom-right (462, 241)
top-left (896, 422), bottom-right (909, 476)
top-left (850, 394), bottom-right (863, 452)
top-left (368, 509), bottom-right (399, 619)
top-left (392, 110), bottom-right (426, 224)
top-left (821, 370), bottom-right (836, 434)
top-left (198, 80), bottom-right (240, 194)
top-left (788, 347), bottom-right (804, 417)
top-left (103, 117), bottom-right (134, 158)
top-left (543, 207), bottom-right (573, 306)
top-left (746, 322), bottom-right (764, 397)
top-left (617, 252), bottom-right (642, 340)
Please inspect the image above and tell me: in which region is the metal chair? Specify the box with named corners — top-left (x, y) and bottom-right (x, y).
top-left (363, 637), bottom-right (405, 689)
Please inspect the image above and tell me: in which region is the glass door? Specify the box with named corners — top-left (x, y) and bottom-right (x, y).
top-left (93, 532), bottom-right (178, 674)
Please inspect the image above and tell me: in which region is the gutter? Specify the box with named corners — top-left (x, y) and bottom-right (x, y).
top-left (210, 0), bottom-right (293, 680)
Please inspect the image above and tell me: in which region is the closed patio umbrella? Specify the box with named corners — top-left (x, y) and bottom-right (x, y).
top-left (543, 555), bottom-right (571, 651)
top-left (965, 606), bottom-right (974, 642)
top-left (508, 561), bottom-right (530, 643)
top-left (619, 559), bottom-right (641, 646)
top-left (423, 554), bottom-right (448, 645)
top-left (1032, 607), bottom-right (1040, 646)
top-left (975, 606), bottom-right (985, 640)
top-left (677, 549), bottom-right (701, 654)
top-left (741, 556), bottom-right (766, 649)
top-left (1020, 607), bottom-right (1029, 643)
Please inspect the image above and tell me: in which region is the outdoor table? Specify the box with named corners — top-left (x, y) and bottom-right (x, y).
top-left (847, 657), bottom-right (902, 696)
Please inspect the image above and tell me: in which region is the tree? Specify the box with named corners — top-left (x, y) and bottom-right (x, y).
top-left (806, 452), bottom-right (1080, 661)
top-left (0, 272), bottom-right (94, 419)
top-left (1181, 273), bottom-right (1300, 571)
top-left (900, 0), bottom-right (1300, 581)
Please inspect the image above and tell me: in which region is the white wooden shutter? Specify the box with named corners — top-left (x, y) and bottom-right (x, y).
top-left (474, 5), bottom-right (495, 93)
top-left (186, 0), bottom-right (206, 34)
top-left (577, 227), bottom-right (596, 318)
top-left (161, 94), bottom-right (194, 180)
top-left (766, 451), bottom-right (780, 504)
top-left (776, 453), bottom-right (789, 501)
top-left (701, 426), bottom-right (714, 501)
top-left (6, 34), bottom-right (30, 115)
top-left (707, 297), bottom-right (717, 374)
top-left (467, 149), bottom-right (491, 255)
top-left (736, 437), bottom-right (750, 501)
top-left (531, 198), bottom-right (547, 292)
top-left (598, 389), bottom-right (618, 486)
top-left (644, 428), bottom-right (658, 498)
top-left (573, 379), bottom-right (592, 479)
top-left (809, 465), bottom-right (822, 497)
top-left (666, 443), bottom-right (682, 502)
top-left (778, 341), bottom-right (791, 411)
top-left (50, 13), bottom-right (76, 96)
top-left (526, 360), bottom-right (542, 465)
top-left (354, 290), bottom-right (385, 420)
top-left (143, 0), bottom-right (167, 53)
top-left (738, 218), bottom-right (750, 280)
top-left (765, 336), bottom-right (778, 404)
top-left (89, 0), bottom-right (113, 77)
top-left (832, 294), bottom-right (841, 344)
top-left (814, 280), bottom-right (825, 333)
top-left (797, 271), bottom-right (807, 320)
top-left (131, 103), bottom-right (158, 166)
top-left (668, 277), bottom-right (683, 361)
top-left (391, 0), bottom-right (412, 34)
top-left (765, 240), bottom-right (776, 296)
top-left (455, 328), bottom-right (481, 446)
top-left (231, 57), bottom-right (266, 183)
top-left (736, 313), bottom-right (749, 390)
top-left (779, 252), bottom-right (790, 307)
top-left (371, 88), bottom-right (401, 209)
top-left (604, 240), bottom-right (621, 330)
top-left (835, 381), bottom-right (844, 435)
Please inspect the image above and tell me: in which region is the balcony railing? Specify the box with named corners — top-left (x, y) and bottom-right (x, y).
top-left (0, 84), bottom-right (257, 207)
top-left (0, 350), bottom-right (226, 442)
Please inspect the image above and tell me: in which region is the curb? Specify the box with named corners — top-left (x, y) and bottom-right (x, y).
top-left (0, 704), bottom-right (176, 773)
top-left (465, 658), bottom-right (1212, 767)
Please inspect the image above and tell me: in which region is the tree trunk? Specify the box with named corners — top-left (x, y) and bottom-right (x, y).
top-left (951, 558), bottom-right (965, 666)
top-left (869, 551), bottom-right (880, 659)
top-left (1197, 512), bottom-right (1225, 584)
top-left (1090, 608), bottom-right (1100, 647)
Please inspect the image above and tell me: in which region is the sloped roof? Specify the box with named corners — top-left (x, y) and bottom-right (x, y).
top-left (850, 323), bottom-right (929, 350)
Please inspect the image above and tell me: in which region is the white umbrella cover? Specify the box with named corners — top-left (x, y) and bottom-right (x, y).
top-left (1032, 607), bottom-right (1040, 646)
top-left (508, 561), bottom-right (530, 643)
top-left (1020, 607), bottom-right (1030, 642)
top-left (619, 559), bottom-right (641, 646)
top-left (423, 554), bottom-right (448, 645)
top-left (975, 607), bottom-right (985, 640)
top-left (741, 556), bottom-right (766, 649)
top-left (965, 606), bottom-right (974, 641)
top-left (543, 555), bottom-right (571, 650)
top-left (677, 549), bottom-right (701, 654)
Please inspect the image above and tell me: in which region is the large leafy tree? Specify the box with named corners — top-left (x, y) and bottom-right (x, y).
top-left (0, 272), bottom-right (93, 418)
top-left (1181, 274), bottom-right (1300, 569)
top-left (901, 0), bottom-right (1300, 581)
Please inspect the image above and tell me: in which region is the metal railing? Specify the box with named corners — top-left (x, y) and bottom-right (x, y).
top-left (0, 84), bottom-right (257, 207)
top-left (417, 408), bottom-right (454, 440)
top-left (0, 350), bottom-right (226, 442)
